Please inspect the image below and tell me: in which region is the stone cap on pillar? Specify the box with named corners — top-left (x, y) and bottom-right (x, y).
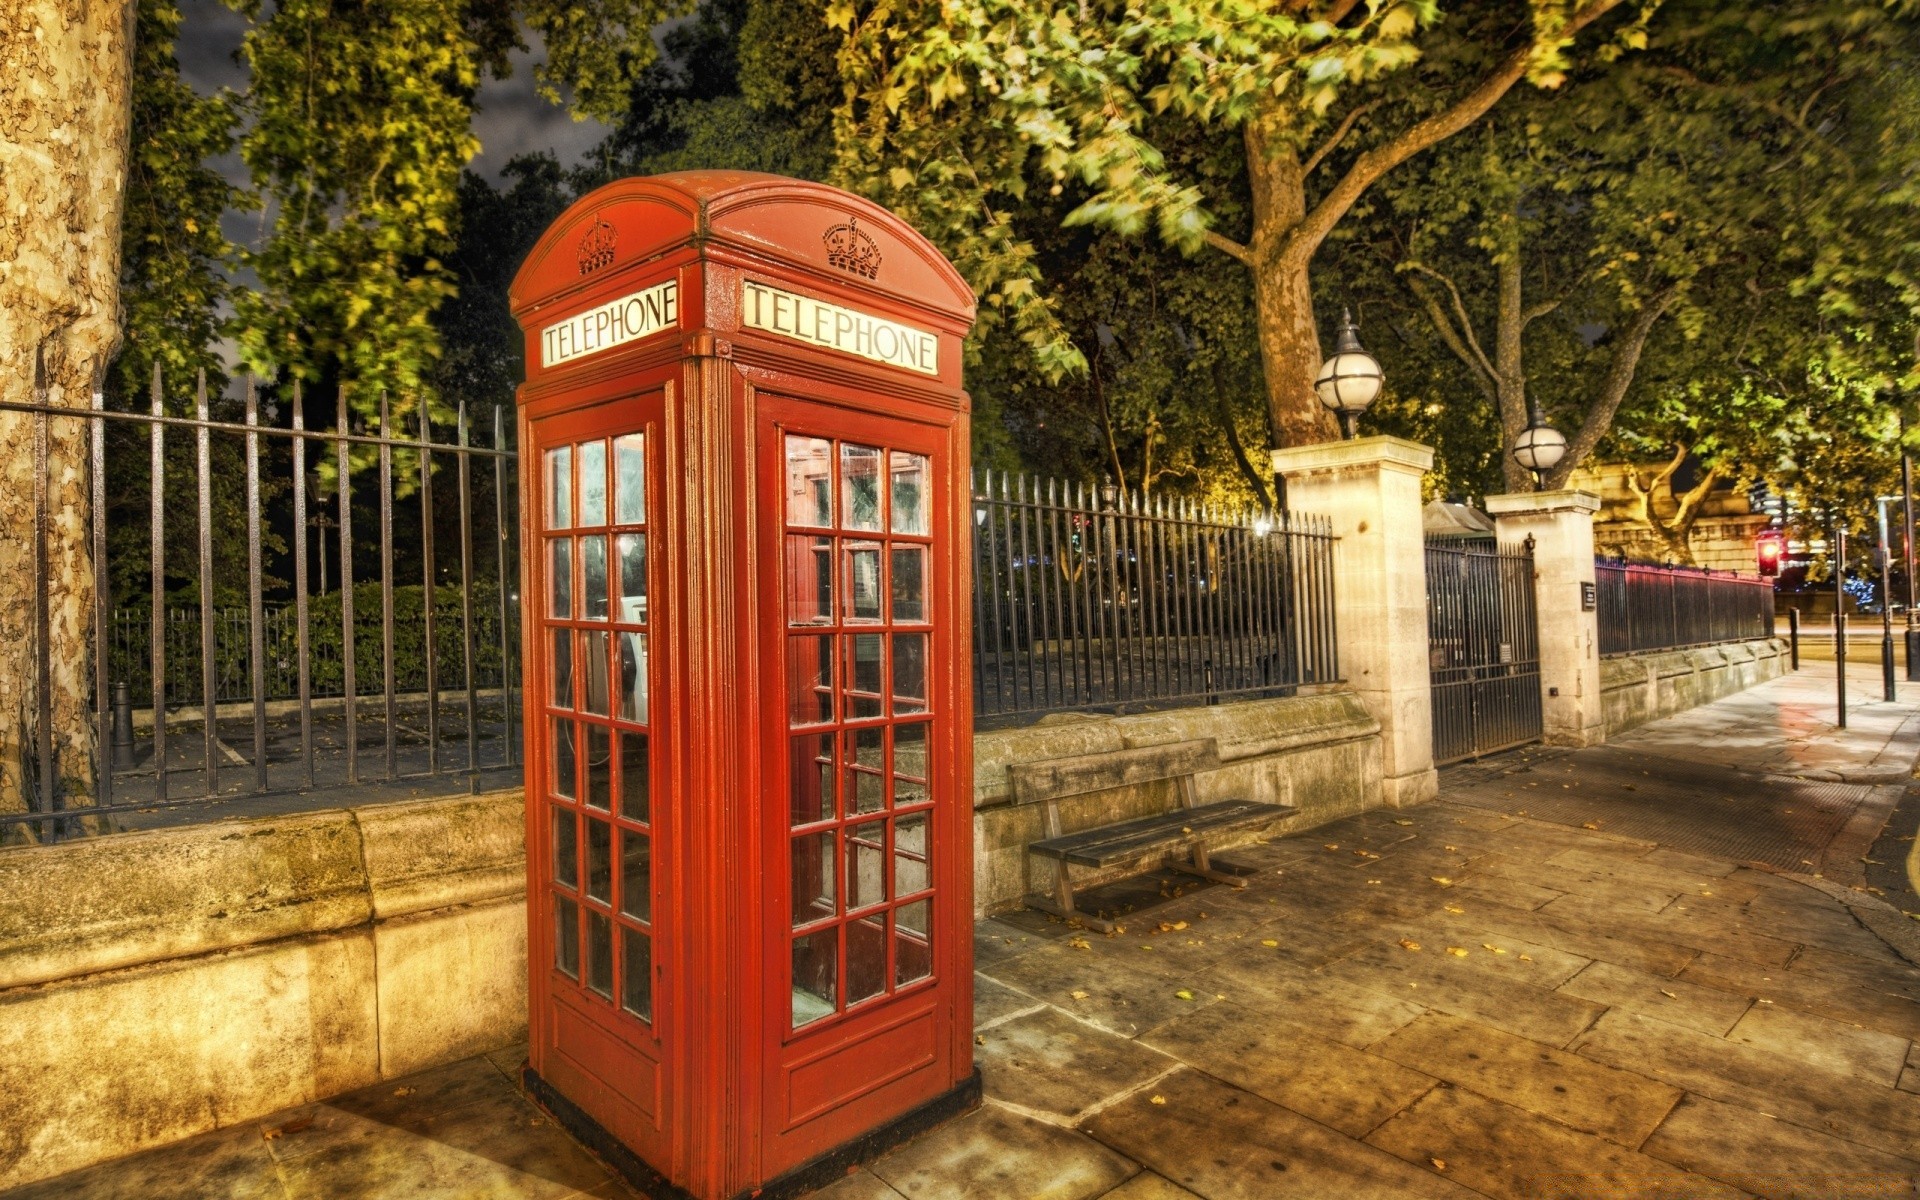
top-left (1484, 489), bottom-right (1602, 517)
top-left (1270, 435), bottom-right (1434, 480)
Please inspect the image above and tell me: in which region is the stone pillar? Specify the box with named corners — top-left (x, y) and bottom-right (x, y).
top-left (1485, 489), bottom-right (1605, 747)
top-left (1272, 437), bottom-right (1437, 808)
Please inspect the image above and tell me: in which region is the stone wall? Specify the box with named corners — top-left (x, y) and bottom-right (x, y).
top-left (0, 792), bottom-right (529, 1191)
top-left (1599, 638), bottom-right (1791, 736)
top-left (0, 688), bottom-right (1386, 1189)
top-left (972, 691), bottom-right (1384, 916)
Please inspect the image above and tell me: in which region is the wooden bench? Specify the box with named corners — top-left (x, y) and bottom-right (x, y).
top-left (1011, 738), bottom-right (1295, 932)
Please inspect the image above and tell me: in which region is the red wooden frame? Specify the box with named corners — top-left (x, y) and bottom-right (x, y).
top-left (510, 173), bottom-right (976, 1200)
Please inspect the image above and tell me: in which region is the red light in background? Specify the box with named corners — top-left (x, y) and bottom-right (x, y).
top-left (1756, 534), bottom-right (1783, 577)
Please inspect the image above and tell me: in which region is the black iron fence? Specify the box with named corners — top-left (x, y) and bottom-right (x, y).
top-left (2, 367), bottom-right (521, 838)
top-left (1594, 558), bottom-right (1777, 657)
top-left (1426, 537), bottom-right (1543, 763)
top-left (971, 472), bottom-right (1340, 726)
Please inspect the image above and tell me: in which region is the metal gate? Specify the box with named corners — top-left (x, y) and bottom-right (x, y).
top-left (1425, 537), bottom-right (1542, 764)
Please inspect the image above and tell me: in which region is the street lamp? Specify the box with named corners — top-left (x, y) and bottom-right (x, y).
top-left (1510, 402), bottom-right (1567, 491)
top-left (1315, 308), bottom-right (1384, 439)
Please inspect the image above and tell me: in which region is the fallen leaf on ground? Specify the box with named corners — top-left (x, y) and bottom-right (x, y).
top-left (1517, 954), bottom-right (1533, 962)
top-left (1068, 936), bottom-right (1091, 950)
top-left (1444, 845), bottom-right (1457, 852)
top-left (1661, 989), bottom-right (1678, 999)
top-left (1431, 1159), bottom-right (1447, 1171)
top-left (263, 1116), bottom-right (314, 1140)
top-left (1324, 844), bottom-right (1340, 850)
top-left (1150, 1095), bottom-right (1167, 1105)
top-left (1446, 947), bottom-right (1469, 957)
top-left (1582, 821), bottom-right (1603, 830)
top-left (975, 1034), bottom-right (986, 1045)
top-left (1140, 945), bottom-right (1155, 951)
top-left (1399, 938), bottom-right (1422, 952)
top-left (1175, 989), bottom-right (1195, 1000)
top-left (1482, 944), bottom-right (1506, 954)
top-left (1431, 877), bottom-right (1454, 886)
top-left (1069, 989), bottom-right (1089, 1000)
top-left (1394, 819), bottom-right (1414, 826)
top-left (1368, 879), bottom-right (1382, 885)
top-left (392, 1087), bottom-right (416, 1097)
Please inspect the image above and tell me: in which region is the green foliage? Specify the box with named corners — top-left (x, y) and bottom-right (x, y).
top-left (114, 0), bottom-right (245, 412)
top-left (280, 582), bottom-right (508, 696)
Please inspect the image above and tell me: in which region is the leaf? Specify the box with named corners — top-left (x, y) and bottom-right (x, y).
top-left (262, 1116), bottom-right (314, 1140)
top-left (1483, 944), bottom-right (1506, 954)
top-left (1399, 938), bottom-right (1422, 952)
top-left (1068, 936), bottom-right (1091, 950)
top-left (1175, 989), bottom-right (1195, 1000)
top-left (1446, 946), bottom-right (1469, 956)
top-left (1660, 989), bottom-right (1678, 999)
top-left (1170, 921), bottom-right (1188, 931)
top-left (1261, 939), bottom-right (1280, 948)
top-left (1070, 989), bottom-right (1090, 1000)
top-left (1431, 1158), bottom-right (1447, 1171)
top-left (1431, 877), bottom-right (1454, 886)
top-left (1443, 905), bottom-right (1465, 914)
top-left (1518, 954), bottom-right (1533, 962)
top-left (1150, 1094), bottom-right (1167, 1105)
top-left (1394, 819), bottom-right (1414, 826)
top-left (1324, 844), bottom-right (1340, 851)
top-left (392, 1086), bottom-right (416, 1097)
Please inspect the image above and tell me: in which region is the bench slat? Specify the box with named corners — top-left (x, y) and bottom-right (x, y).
top-left (1030, 800), bottom-right (1292, 868)
top-left (1009, 738), bottom-right (1221, 805)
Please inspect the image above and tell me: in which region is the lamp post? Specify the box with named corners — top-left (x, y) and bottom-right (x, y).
top-left (1315, 308), bottom-right (1384, 440)
top-left (1510, 402), bottom-right (1568, 492)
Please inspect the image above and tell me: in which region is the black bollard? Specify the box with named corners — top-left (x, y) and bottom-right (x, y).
top-left (1789, 608), bottom-right (1800, 671)
top-left (111, 681), bottom-right (135, 768)
top-left (1908, 626), bottom-right (1920, 683)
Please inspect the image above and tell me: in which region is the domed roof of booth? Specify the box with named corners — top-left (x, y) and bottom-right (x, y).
top-left (509, 171), bottom-right (977, 325)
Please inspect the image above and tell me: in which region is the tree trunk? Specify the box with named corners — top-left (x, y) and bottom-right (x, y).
top-left (0, 0), bottom-right (136, 818)
top-left (1243, 116), bottom-right (1341, 451)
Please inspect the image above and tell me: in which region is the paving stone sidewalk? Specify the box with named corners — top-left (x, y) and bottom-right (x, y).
top-left (13, 667), bottom-right (1920, 1199)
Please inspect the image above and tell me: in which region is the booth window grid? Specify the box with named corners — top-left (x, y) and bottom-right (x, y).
top-left (542, 433), bottom-right (656, 1026)
top-left (783, 434), bottom-right (937, 1030)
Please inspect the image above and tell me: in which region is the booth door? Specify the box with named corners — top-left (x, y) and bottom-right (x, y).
top-left (529, 403), bottom-right (672, 1160)
top-left (760, 397), bottom-right (959, 1168)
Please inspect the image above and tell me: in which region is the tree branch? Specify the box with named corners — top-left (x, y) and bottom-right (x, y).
top-left (1287, 0), bottom-right (1626, 259)
top-left (1545, 286), bottom-right (1678, 488)
top-left (1209, 358), bottom-right (1274, 507)
top-left (1405, 262), bottom-right (1500, 386)
top-left (1203, 229), bottom-right (1253, 265)
top-left (1302, 101), bottom-right (1378, 178)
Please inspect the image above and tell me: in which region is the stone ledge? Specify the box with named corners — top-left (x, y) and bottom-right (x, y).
top-left (0, 790), bottom-right (526, 992)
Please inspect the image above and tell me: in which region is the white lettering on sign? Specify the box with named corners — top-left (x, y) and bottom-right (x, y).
top-left (742, 280), bottom-right (938, 376)
top-left (541, 280), bottom-right (679, 368)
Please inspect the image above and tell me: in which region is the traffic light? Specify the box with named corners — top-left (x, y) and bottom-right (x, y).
top-left (1756, 534), bottom-right (1783, 577)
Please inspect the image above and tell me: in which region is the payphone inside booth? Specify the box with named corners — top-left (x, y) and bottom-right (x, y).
top-left (509, 173), bottom-right (978, 1200)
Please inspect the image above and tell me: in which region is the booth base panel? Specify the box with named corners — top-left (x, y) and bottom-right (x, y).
top-left (522, 1064), bottom-right (983, 1200)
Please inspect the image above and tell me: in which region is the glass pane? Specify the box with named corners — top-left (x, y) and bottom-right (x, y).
top-left (789, 733), bottom-right (834, 826)
top-left (892, 633), bottom-right (928, 715)
top-left (848, 727), bottom-right (885, 815)
top-left (847, 914), bottom-right (886, 1006)
top-left (788, 635), bottom-right (833, 726)
top-left (582, 535), bottom-right (608, 620)
top-left (890, 546), bottom-right (926, 623)
top-left (582, 630), bottom-right (610, 716)
top-left (846, 544), bottom-right (882, 623)
top-left (622, 926), bottom-right (652, 1020)
top-left (895, 901), bottom-right (931, 986)
top-left (617, 534), bottom-right (647, 623)
top-left (841, 444), bottom-right (883, 531)
top-left (895, 812), bottom-right (929, 896)
top-left (791, 927), bottom-right (837, 1028)
top-left (849, 634), bottom-right (883, 719)
top-left (893, 721), bottom-right (928, 792)
top-left (587, 817), bottom-right (612, 903)
top-left (587, 910), bottom-right (613, 998)
top-left (585, 725), bottom-right (610, 810)
top-left (785, 436), bottom-right (834, 528)
top-left (791, 832), bottom-right (836, 926)
top-left (615, 433), bottom-right (646, 525)
top-left (890, 452), bottom-right (930, 535)
top-left (847, 821), bottom-right (886, 911)
top-left (579, 440), bottom-right (607, 526)
top-left (552, 719), bottom-right (576, 800)
top-left (554, 895), bottom-right (579, 978)
top-left (786, 536), bottom-right (833, 626)
top-left (619, 633), bottom-right (648, 722)
top-left (621, 830), bottom-right (651, 923)
top-left (552, 807), bottom-right (578, 889)
top-left (545, 447), bottom-right (571, 530)
top-left (550, 628), bottom-right (573, 709)
top-left (549, 538), bottom-right (572, 618)
top-left (619, 732), bottom-right (650, 823)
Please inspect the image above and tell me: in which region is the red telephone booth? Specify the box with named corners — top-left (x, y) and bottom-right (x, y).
top-left (508, 172), bottom-right (978, 1199)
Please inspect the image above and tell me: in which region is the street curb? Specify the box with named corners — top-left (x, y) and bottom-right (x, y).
top-left (1756, 868), bottom-right (1920, 970)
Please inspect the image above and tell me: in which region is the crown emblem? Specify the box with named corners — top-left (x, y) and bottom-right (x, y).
top-left (577, 219), bottom-right (617, 275)
top-left (823, 216), bottom-right (881, 280)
